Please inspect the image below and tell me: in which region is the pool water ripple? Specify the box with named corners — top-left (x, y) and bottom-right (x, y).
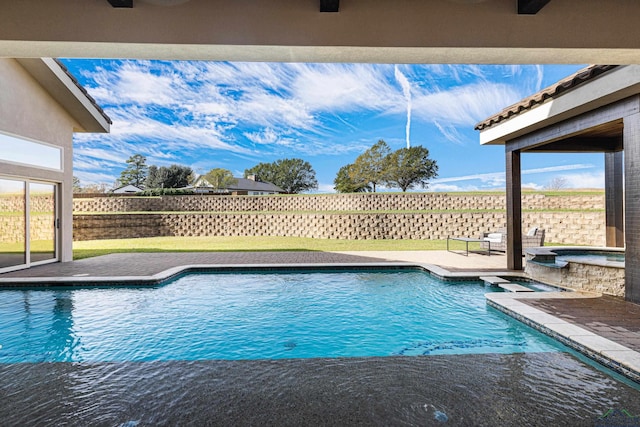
top-left (1, 354), bottom-right (639, 425)
top-left (0, 270), bottom-right (563, 363)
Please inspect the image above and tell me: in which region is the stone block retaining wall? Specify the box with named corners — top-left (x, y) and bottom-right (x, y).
top-left (73, 210), bottom-right (606, 246)
top-left (73, 193), bottom-right (605, 213)
top-left (1, 214), bottom-right (54, 243)
top-left (1, 195), bottom-right (53, 212)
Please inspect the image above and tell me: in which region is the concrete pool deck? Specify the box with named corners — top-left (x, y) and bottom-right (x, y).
top-left (1, 250), bottom-right (639, 384)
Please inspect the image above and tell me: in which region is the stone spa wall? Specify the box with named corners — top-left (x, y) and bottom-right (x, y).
top-left (525, 256), bottom-right (625, 297)
top-left (73, 193), bottom-right (605, 245)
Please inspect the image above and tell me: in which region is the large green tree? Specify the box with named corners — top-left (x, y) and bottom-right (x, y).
top-left (333, 164), bottom-right (372, 193)
top-left (205, 168), bottom-right (237, 190)
top-left (245, 158), bottom-right (318, 193)
top-left (146, 164), bottom-right (194, 189)
top-left (119, 154), bottom-right (148, 188)
top-left (384, 145), bottom-right (438, 192)
top-left (349, 140), bottom-right (391, 192)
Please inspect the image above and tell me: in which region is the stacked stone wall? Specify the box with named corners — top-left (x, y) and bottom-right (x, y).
top-left (0, 214), bottom-right (54, 243)
top-left (525, 261), bottom-right (625, 296)
top-left (73, 214), bottom-right (169, 241)
top-left (72, 193), bottom-right (606, 245)
top-left (1, 194), bottom-right (55, 242)
top-left (73, 211), bottom-right (606, 246)
top-left (0, 215), bottom-right (26, 243)
top-left (1, 194), bottom-right (53, 212)
top-left (73, 193), bottom-right (604, 213)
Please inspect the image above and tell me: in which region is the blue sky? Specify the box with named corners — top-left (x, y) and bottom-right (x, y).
top-left (61, 60), bottom-right (601, 192)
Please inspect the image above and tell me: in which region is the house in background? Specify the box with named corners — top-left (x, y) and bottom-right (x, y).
top-left (191, 174), bottom-right (285, 195)
top-left (112, 184), bottom-right (143, 194)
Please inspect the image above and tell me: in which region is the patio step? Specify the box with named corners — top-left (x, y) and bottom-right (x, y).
top-left (480, 276), bottom-right (511, 286)
top-left (498, 283), bottom-right (535, 293)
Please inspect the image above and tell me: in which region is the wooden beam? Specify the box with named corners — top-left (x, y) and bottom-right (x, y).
top-left (506, 150), bottom-right (523, 271)
top-left (605, 151), bottom-right (624, 248)
top-left (526, 137), bottom-right (623, 153)
top-left (320, 0), bottom-right (339, 12)
top-left (108, 0), bottom-right (133, 7)
top-left (506, 97), bottom-right (638, 153)
top-left (624, 113), bottom-right (640, 302)
top-left (518, 0), bottom-right (551, 15)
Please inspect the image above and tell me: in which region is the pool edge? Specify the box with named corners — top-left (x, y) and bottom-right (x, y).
top-left (0, 261), bottom-right (526, 288)
top-left (486, 292), bottom-right (640, 384)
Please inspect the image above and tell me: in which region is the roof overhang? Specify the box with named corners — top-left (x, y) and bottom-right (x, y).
top-left (479, 65), bottom-right (640, 145)
top-left (16, 58), bottom-right (110, 133)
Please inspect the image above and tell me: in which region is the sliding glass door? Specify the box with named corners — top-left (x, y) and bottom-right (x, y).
top-left (0, 178), bottom-right (26, 269)
top-left (0, 178), bottom-right (58, 272)
top-left (29, 182), bottom-right (56, 264)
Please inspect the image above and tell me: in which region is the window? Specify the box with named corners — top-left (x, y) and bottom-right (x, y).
top-left (0, 132), bottom-right (62, 170)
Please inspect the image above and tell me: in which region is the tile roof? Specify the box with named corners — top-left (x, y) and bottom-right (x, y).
top-left (54, 58), bottom-right (112, 125)
top-left (474, 65), bottom-right (619, 131)
top-left (193, 176), bottom-right (285, 193)
top-left (227, 177), bottom-right (285, 193)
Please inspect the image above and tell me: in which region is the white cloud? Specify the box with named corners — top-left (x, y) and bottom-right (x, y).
top-left (74, 147), bottom-right (128, 165)
top-left (431, 164), bottom-right (596, 190)
top-left (433, 121), bottom-right (466, 144)
top-left (521, 164), bottom-right (594, 175)
top-left (521, 182), bottom-right (544, 190)
top-left (552, 172), bottom-right (605, 189)
top-left (244, 128), bottom-right (279, 145)
top-left (413, 82), bottom-right (523, 126)
top-left (237, 92), bottom-right (315, 129)
top-left (432, 171), bottom-right (505, 185)
top-left (316, 182), bottom-right (337, 193)
top-left (290, 63), bottom-right (399, 112)
top-left (115, 65), bottom-right (179, 105)
top-left (74, 170), bottom-right (118, 186)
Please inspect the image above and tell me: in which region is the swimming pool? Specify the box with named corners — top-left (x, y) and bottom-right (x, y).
top-left (0, 269), bottom-right (563, 363)
top-left (2, 267), bottom-right (640, 425)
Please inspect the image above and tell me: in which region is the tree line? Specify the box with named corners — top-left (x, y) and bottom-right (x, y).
top-left (74, 154), bottom-right (319, 194)
top-left (74, 140), bottom-right (437, 195)
top-left (333, 140), bottom-right (438, 193)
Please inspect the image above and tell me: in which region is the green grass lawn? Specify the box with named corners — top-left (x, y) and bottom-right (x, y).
top-left (72, 236), bottom-right (449, 260)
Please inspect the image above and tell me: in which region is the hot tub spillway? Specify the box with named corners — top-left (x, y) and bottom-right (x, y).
top-left (526, 249), bottom-right (568, 268)
top-left (524, 247), bottom-right (625, 296)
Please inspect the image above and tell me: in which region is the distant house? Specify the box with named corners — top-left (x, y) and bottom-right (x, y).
top-left (112, 184), bottom-right (143, 194)
top-left (191, 174), bottom-right (285, 195)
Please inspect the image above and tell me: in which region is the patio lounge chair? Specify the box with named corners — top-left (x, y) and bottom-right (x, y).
top-left (480, 227), bottom-right (545, 253)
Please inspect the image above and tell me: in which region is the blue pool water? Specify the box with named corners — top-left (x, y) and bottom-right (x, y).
top-left (555, 250), bottom-right (625, 265)
top-left (0, 269), bottom-right (564, 363)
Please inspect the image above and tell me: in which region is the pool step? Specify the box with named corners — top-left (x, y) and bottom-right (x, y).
top-left (480, 276), bottom-right (534, 292)
top-left (480, 276), bottom-right (511, 286)
top-left (498, 283), bottom-right (534, 293)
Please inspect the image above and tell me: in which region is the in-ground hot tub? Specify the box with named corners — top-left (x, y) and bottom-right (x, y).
top-left (525, 247), bottom-right (625, 296)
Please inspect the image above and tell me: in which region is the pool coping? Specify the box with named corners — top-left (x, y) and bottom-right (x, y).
top-left (486, 292), bottom-right (640, 384)
top-left (0, 261), bottom-right (526, 287)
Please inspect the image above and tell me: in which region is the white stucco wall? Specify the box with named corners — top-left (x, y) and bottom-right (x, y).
top-left (0, 58), bottom-right (77, 262)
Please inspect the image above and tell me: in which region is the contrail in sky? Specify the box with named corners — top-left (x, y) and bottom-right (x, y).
top-left (394, 65), bottom-right (412, 148)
